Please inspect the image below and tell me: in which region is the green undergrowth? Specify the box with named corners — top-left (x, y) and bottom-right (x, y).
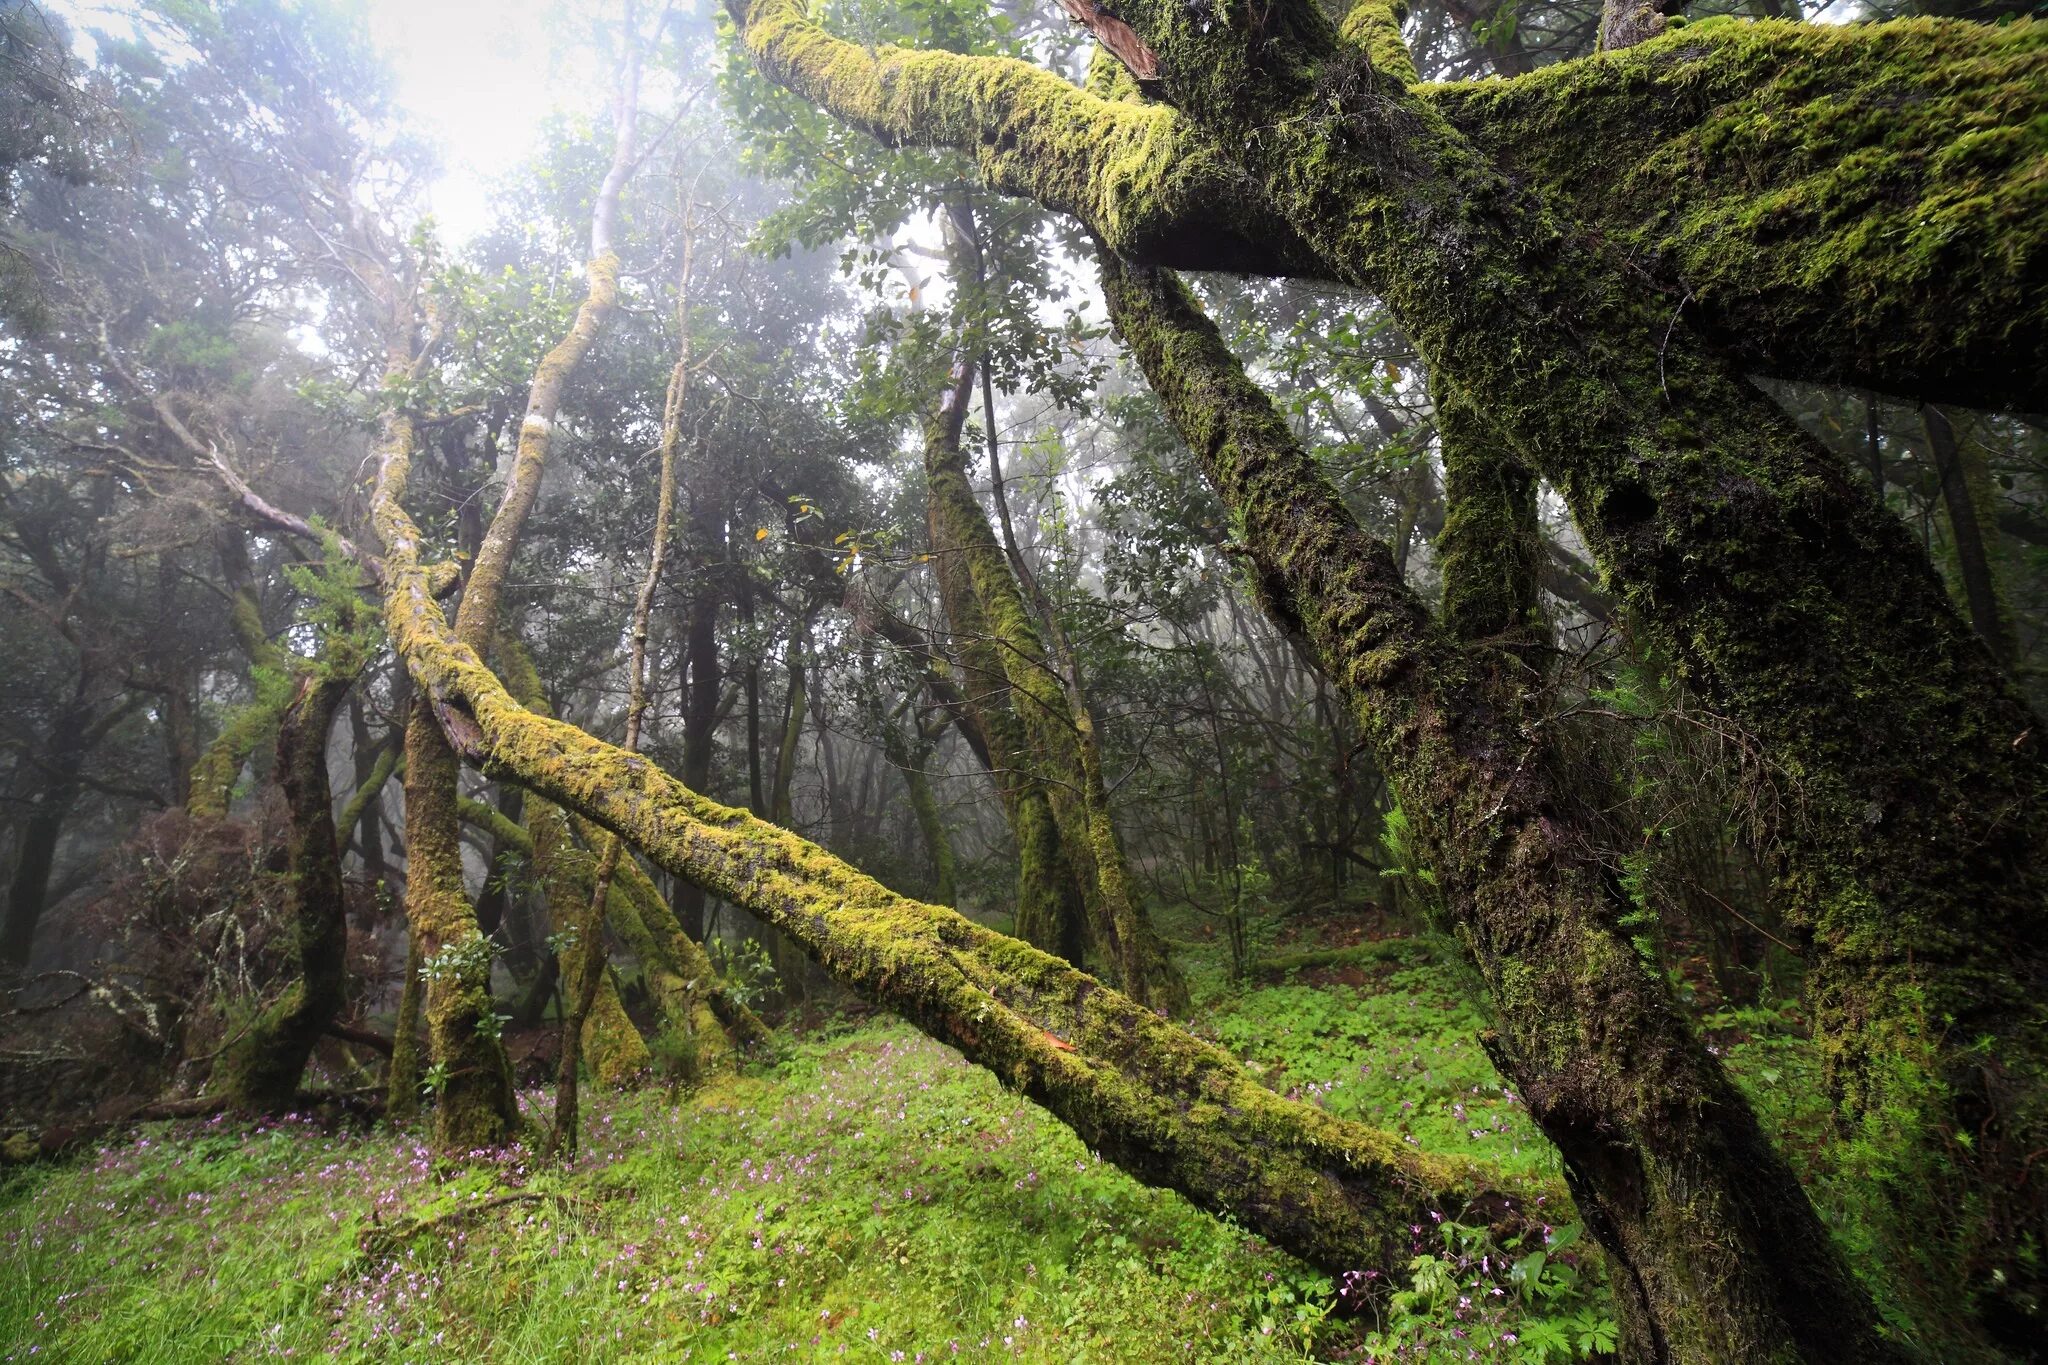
top-left (0, 1025), bottom-right (1328, 1363)
top-left (3, 926), bottom-right (1847, 1362)
top-left (1204, 940), bottom-right (1559, 1187)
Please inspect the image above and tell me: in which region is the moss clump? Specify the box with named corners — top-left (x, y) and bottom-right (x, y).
top-left (1429, 18), bottom-right (2048, 411)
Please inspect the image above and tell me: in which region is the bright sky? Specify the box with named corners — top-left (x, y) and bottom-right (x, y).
top-left (360, 0), bottom-right (609, 241)
top-left (50, 0), bottom-right (614, 243)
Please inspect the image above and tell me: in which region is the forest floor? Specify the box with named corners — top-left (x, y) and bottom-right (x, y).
top-left (0, 912), bottom-right (1827, 1363)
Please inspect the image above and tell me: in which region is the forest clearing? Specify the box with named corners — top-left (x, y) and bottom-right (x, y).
top-left (1, 0), bottom-right (2044, 1359)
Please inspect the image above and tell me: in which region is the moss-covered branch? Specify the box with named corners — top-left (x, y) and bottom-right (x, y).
top-left (1434, 18), bottom-right (2048, 413)
top-left (369, 388), bottom-right (1550, 1290)
top-left (732, 0), bottom-right (2046, 410)
top-left (726, 0), bottom-right (1318, 277)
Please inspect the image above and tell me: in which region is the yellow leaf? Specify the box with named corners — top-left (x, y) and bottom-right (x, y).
top-left (755, 527), bottom-right (769, 541)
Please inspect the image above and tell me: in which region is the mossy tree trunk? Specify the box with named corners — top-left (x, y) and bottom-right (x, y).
top-left (215, 655), bottom-right (360, 1113)
top-left (922, 356), bottom-right (1186, 1013)
top-left (386, 4), bottom-right (642, 1153)
top-left (400, 690), bottom-right (517, 1151)
top-left (1096, 254), bottom-right (1897, 1364)
top-left (728, 0), bottom-right (2048, 1343)
top-left (1118, 7), bottom-right (2048, 1338)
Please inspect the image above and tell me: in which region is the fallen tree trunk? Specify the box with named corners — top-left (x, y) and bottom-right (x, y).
top-left (370, 412), bottom-right (1554, 1286)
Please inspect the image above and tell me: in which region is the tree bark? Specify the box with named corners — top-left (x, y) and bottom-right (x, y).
top-left (1096, 254), bottom-right (1895, 1365)
top-left (215, 655), bottom-right (358, 1112)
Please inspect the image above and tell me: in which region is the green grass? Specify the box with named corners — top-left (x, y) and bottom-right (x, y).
top-left (0, 1023), bottom-right (1337, 1363)
top-left (0, 929), bottom-right (1716, 1362)
top-left (1203, 941), bottom-right (1559, 1187)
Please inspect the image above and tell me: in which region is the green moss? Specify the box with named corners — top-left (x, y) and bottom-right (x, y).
top-left (366, 393), bottom-right (1551, 1292)
top-left (921, 362), bottom-right (1187, 1013)
top-left (1427, 18), bottom-right (2048, 410)
top-left (1338, 0), bottom-right (1417, 84)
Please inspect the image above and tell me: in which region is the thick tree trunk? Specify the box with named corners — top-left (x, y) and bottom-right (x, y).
top-left (215, 663), bottom-right (356, 1112)
top-left (1096, 255), bottom-right (1896, 1364)
top-left (399, 694), bottom-right (517, 1150)
top-left (1074, 2), bottom-right (2048, 1344)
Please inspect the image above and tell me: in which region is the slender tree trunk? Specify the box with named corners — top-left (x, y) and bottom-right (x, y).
top-left (769, 627), bottom-right (808, 827)
top-left (556, 193), bottom-right (696, 1154)
top-left (162, 677), bottom-right (199, 810)
top-left (0, 699), bottom-right (89, 967)
top-left (671, 565), bottom-right (722, 941)
top-left (1923, 404), bottom-right (2015, 667)
top-left (881, 706), bottom-right (957, 906)
top-left (922, 352), bottom-right (1185, 1011)
top-left (346, 691), bottom-right (392, 887)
